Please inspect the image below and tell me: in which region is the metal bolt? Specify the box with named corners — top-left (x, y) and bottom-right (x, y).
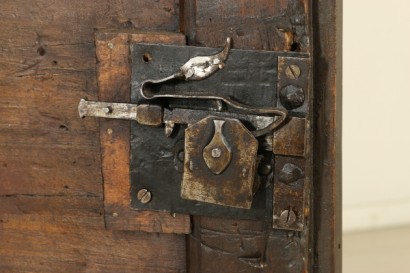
top-left (278, 163), bottom-right (302, 184)
top-left (279, 85), bottom-right (305, 110)
top-left (258, 162), bottom-right (272, 176)
top-left (285, 64), bottom-right (301, 80)
top-left (279, 209), bottom-right (297, 226)
top-left (107, 42), bottom-right (114, 49)
top-left (211, 148), bottom-right (222, 158)
top-left (107, 128), bottom-right (113, 135)
top-left (137, 189), bottom-right (152, 204)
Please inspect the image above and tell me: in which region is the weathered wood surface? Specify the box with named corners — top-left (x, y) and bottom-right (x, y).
top-left (0, 0), bottom-right (186, 272)
top-left (312, 0), bottom-right (342, 272)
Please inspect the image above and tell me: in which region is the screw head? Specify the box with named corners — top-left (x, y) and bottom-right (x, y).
top-left (285, 64), bottom-right (301, 80)
top-left (279, 85), bottom-right (305, 110)
top-left (137, 189), bottom-right (152, 204)
top-left (279, 209), bottom-right (297, 226)
top-left (107, 42), bottom-right (114, 49)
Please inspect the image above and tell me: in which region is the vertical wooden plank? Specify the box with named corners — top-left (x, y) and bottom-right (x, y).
top-left (0, 0), bottom-right (188, 272)
top-left (311, 0), bottom-right (342, 272)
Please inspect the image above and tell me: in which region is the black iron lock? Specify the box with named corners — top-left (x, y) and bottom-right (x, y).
top-left (79, 38), bottom-right (310, 230)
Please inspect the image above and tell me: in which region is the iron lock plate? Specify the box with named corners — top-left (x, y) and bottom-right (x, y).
top-left (128, 42), bottom-right (310, 226)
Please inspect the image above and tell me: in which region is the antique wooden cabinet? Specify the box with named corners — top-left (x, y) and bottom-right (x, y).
top-left (0, 0), bottom-right (341, 272)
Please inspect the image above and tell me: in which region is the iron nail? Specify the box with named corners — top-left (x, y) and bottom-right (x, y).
top-left (279, 85), bottom-right (305, 110)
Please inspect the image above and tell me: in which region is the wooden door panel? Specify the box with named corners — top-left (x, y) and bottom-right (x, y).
top-left (0, 1), bottom-right (186, 272)
top-left (0, 0), bottom-right (341, 272)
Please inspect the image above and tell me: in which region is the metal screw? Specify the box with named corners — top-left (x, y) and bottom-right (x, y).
top-left (107, 128), bottom-right (113, 135)
top-left (211, 148), bottom-right (222, 158)
top-left (285, 64), bottom-right (301, 80)
top-left (279, 209), bottom-right (296, 226)
top-left (107, 42), bottom-right (114, 49)
top-left (279, 85), bottom-right (305, 110)
top-left (137, 189), bottom-right (152, 204)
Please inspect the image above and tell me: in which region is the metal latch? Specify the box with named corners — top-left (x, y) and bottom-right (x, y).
top-left (79, 38), bottom-right (310, 230)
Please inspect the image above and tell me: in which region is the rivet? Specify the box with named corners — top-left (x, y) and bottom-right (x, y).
top-left (211, 148), bottom-right (222, 158)
top-left (137, 189), bottom-right (152, 204)
top-left (279, 85), bottom-right (305, 110)
top-left (278, 163), bottom-right (302, 184)
top-left (258, 162), bottom-right (272, 176)
top-left (107, 42), bottom-right (114, 49)
top-left (107, 128), bottom-right (113, 135)
top-left (112, 212), bottom-right (118, 217)
top-left (279, 209), bottom-right (296, 226)
top-left (285, 64), bottom-right (301, 80)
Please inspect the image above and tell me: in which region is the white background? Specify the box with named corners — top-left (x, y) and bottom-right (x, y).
top-left (343, 0), bottom-right (410, 232)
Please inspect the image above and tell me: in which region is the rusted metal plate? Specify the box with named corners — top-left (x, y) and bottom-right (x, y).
top-left (131, 43), bottom-right (309, 110)
top-left (273, 117), bottom-right (306, 157)
top-left (130, 117), bottom-right (274, 220)
top-left (181, 117), bottom-right (258, 209)
top-left (130, 43), bottom-right (310, 221)
top-left (272, 156), bottom-right (306, 231)
top-left (277, 56), bottom-right (311, 115)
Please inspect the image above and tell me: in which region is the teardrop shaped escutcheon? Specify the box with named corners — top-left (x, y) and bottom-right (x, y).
top-left (202, 120), bottom-right (232, 175)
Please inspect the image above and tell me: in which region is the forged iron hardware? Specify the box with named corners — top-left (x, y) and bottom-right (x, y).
top-left (78, 39), bottom-right (311, 227)
top-left (138, 37), bottom-right (287, 137)
top-left (140, 37), bottom-right (231, 94)
top-left (202, 120), bottom-right (232, 175)
top-left (78, 99), bottom-right (286, 139)
top-left (182, 116), bottom-right (258, 209)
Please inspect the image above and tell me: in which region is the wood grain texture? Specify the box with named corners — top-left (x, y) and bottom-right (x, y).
top-left (183, 0), bottom-right (312, 272)
top-left (311, 0), bottom-right (342, 272)
top-left (182, 0), bottom-right (310, 52)
top-left (96, 30), bottom-right (191, 233)
top-left (0, 1), bottom-right (186, 272)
